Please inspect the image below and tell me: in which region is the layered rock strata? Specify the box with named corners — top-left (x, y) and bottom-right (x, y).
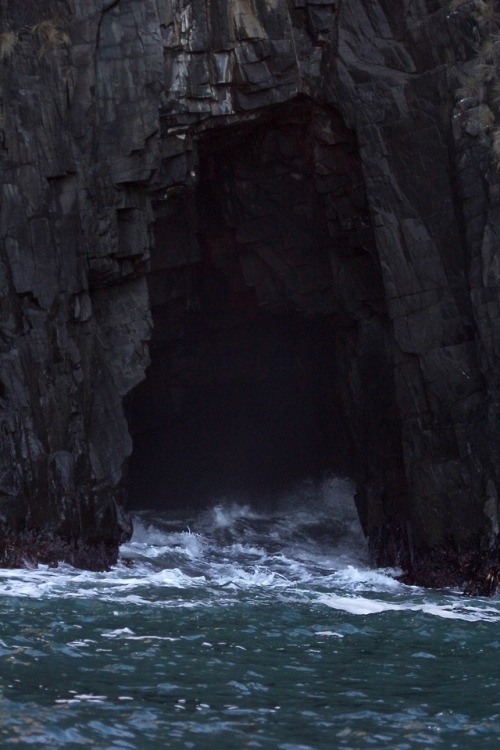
top-left (0, 0), bottom-right (498, 583)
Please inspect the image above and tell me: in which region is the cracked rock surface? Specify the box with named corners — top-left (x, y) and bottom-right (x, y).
top-left (0, 0), bottom-right (499, 583)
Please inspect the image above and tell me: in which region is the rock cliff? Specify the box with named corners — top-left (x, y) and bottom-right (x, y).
top-left (0, 0), bottom-right (499, 583)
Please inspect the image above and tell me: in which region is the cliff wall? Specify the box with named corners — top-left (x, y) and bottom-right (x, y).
top-left (0, 0), bottom-right (498, 583)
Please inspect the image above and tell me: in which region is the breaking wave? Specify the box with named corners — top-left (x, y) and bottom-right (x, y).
top-left (0, 476), bottom-right (497, 622)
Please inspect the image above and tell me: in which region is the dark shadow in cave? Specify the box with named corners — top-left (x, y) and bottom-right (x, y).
top-left (124, 97), bottom-right (389, 512)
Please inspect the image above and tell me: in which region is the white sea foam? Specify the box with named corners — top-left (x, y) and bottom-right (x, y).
top-left (101, 628), bottom-right (179, 641)
top-left (0, 479), bottom-right (498, 623)
top-left (0, 559), bottom-right (498, 622)
top-left (317, 593), bottom-right (404, 615)
top-left (211, 502), bottom-right (262, 528)
top-left (317, 593), bottom-right (500, 621)
top-left (123, 519), bottom-right (205, 559)
top-left (56, 693), bottom-right (107, 704)
top-left (331, 565), bottom-right (406, 591)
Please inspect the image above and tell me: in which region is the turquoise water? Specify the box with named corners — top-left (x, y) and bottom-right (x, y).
top-left (0, 478), bottom-right (499, 749)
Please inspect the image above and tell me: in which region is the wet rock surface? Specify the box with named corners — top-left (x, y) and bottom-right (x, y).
top-left (0, 0), bottom-right (499, 583)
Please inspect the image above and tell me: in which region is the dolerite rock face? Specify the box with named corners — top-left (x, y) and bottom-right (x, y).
top-left (0, 0), bottom-right (154, 567)
top-left (327, 0), bottom-right (500, 584)
top-left (0, 0), bottom-right (498, 582)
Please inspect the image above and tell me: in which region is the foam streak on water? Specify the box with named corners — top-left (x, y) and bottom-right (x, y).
top-left (0, 476), bottom-right (499, 749)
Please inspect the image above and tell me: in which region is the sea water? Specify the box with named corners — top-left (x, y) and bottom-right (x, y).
top-left (0, 477), bottom-right (499, 749)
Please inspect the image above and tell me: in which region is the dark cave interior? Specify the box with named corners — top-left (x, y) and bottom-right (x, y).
top-left (124, 98), bottom-right (391, 512)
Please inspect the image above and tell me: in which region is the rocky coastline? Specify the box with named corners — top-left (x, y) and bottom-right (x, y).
top-left (1, 0), bottom-right (499, 589)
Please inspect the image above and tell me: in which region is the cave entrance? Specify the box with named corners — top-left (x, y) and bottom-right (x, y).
top-left (125, 98), bottom-right (384, 511)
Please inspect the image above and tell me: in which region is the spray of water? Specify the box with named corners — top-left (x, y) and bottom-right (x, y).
top-left (0, 475), bottom-right (498, 621)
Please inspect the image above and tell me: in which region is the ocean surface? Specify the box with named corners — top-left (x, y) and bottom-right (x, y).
top-left (0, 477), bottom-right (499, 749)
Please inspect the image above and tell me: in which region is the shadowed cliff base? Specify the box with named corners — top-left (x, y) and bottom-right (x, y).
top-left (0, 533), bottom-right (120, 572)
top-left (399, 548), bottom-right (500, 597)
